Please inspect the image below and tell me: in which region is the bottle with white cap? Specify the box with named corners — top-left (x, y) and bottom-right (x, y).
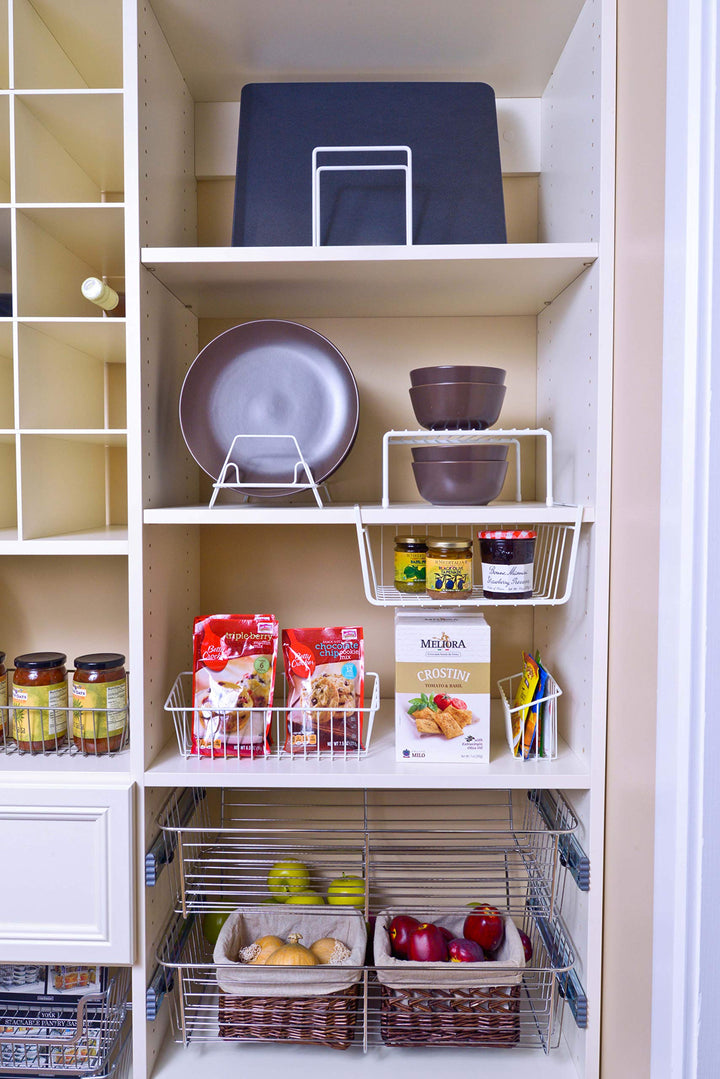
top-left (81, 277), bottom-right (125, 317)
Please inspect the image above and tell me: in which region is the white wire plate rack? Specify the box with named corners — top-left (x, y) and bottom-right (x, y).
top-left (156, 788), bottom-right (579, 921)
top-left (0, 971), bottom-right (129, 1077)
top-left (164, 673), bottom-right (380, 762)
top-left (0, 673), bottom-right (129, 758)
top-left (155, 905), bottom-right (574, 1053)
top-left (355, 512), bottom-right (583, 607)
top-left (498, 670), bottom-right (562, 762)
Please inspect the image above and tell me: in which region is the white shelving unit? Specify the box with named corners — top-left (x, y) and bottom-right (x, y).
top-left (0, 0), bottom-right (616, 1078)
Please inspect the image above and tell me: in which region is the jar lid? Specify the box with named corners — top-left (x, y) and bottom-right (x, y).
top-left (478, 530), bottom-right (537, 540)
top-left (426, 537), bottom-right (474, 551)
top-left (394, 535), bottom-right (428, 547)
top-left (74, 653), bottom-right (126, 671)
top-left (14, 651), bottom-right (67, 670)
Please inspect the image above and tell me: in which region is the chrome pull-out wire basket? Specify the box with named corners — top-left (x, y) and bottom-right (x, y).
top-left (157, 788), bottom-right (579, 921)
top-left (0, 969), bottom-right (129, 1076)
top-left (155, 907), bottom-right (574, 1053)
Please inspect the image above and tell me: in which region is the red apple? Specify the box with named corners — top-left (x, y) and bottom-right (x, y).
top-left (388, 914), bottom-right (421, 959)
top-left (436, 925), bottom-right (454, 945)
top-left (464, 905), bottom-right (505, 953)
top-left (448, 937), bottom-right (485, 962)
top-left (518, 929), bottom-right (533, 962)
top-left (408, 923), bottom-right (449, 962)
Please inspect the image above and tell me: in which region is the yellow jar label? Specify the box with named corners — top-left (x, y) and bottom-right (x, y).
top-left (73, 678), bottom-right (127, 739)
top-left (426, 555), bottom-right (472, 594)
top-left (13, 682), bottom-right (68, 742)
top-left (394, 551), bottom-right (426, 586)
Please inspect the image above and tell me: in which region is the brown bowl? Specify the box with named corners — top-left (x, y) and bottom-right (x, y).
top-left (410, 365), bottom-right (506, 387)
top-left (412, 443), bottom-right (508, 462)
top-left (412, 459), bottom-right (509, 505)
top-left (409, 381), bottom-right (506, 430)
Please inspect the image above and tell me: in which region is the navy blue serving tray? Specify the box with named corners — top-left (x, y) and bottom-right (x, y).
top-left (232, 82), bottom-right (506, 247)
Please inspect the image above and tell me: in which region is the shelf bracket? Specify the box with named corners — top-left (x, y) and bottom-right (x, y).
top-left (531, 907), bottom-right (588, 1030)
top-left (146, 788), bottom-right (206, 887)
top-left (146, 913), bottom-right (194, 1022)
top-left (529, 790), bottom-right (590, 891)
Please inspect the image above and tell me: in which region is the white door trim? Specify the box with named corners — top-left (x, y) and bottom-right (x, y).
top-left (652, 0), bottom-right (718, 1075)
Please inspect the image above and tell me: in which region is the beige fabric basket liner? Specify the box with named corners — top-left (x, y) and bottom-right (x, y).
top-left (214, 906), bottom-right (366, 997)
top-left (374, 910), bottom-right (525, 990)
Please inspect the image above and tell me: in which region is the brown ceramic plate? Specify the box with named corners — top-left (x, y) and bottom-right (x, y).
top-left (179, 320), bottom-right (359, 497)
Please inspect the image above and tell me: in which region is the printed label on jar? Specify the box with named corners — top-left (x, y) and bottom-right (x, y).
top-left (73, 678), bottom-right (127, 739)
top-left (481, 561), bottom-right (534, 594)
top-left (13, 683), bottom-right (68, 742)
top-left (426, 556), bottom-right (472, 594)
top-left (394, 551), bottom-right (427, 586)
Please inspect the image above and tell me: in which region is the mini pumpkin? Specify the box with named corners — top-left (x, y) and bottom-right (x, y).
top-left (264, 932), bottom-right (318, 966)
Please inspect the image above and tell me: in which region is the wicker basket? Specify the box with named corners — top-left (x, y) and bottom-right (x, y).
top-left (379, 982), bottom-right (520, 1047)
top-left (218, 983), bottom-right (359, 1051)
top-left (374, 910), bottom-right (524, 1047)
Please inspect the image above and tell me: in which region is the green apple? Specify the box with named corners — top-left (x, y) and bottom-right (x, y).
top-left (267, 860), bottom-right (310, 900)
top-left (285, 890), bottom-right (325, 905)
top-left (202, 910), bottom-right (229, 945)
top-left (327, 873), bottom-right (366, 908)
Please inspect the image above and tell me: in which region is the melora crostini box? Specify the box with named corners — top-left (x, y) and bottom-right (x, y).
top-left (395, 610), bottom-right (490, 763)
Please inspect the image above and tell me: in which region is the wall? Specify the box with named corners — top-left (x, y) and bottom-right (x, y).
top-left (602, 0), bottom-right (666, 1074)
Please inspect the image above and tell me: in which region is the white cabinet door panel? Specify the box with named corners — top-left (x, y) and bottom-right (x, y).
top-left (0, 783), bottom-right (134, 963)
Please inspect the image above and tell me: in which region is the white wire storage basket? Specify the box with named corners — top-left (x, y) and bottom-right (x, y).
top-left (156, 788), bottom-right (578, 922)
top-left (355, 513), bottom-right (583, 607)
top-left (498, 669), bottom-right (563, 761)
top-left (0, 970), bottom-right (130, 1076)
top-left (0, 672), bottom-right (129, 758)
top-left (164, 672), bottom-right (380, 761)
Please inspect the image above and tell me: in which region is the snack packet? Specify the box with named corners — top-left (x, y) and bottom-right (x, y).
top-left (282, 627), bottom-right (364, 752)
top-left (192, 614), bottom-right (279, 757)
top-left (511, 651), bottom-right (539, 758)
top-left (523, 653), bottom-right (549, 760)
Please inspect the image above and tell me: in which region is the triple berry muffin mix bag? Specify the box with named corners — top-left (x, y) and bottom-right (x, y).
top-left (281, 627), bottom-right (364, 752)
top-left (192, 614), bottom-right (278, 757)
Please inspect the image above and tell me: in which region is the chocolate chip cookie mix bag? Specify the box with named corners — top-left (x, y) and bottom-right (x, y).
top-left (282, 627), bottom-right (364, 752)
top-left (192, 614), bottom-right (278, 757)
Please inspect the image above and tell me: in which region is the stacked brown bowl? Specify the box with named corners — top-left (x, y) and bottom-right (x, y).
top-left (409, 366), bottom-right (508, 505)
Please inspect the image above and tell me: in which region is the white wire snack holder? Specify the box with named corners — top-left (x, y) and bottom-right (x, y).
top-left (0, 970), bottom-right (129, 1077)
top-left (0, 672), bottom-right (129, 758)
top-left (165, 671), bottom-right (380, 761)
top-left (498, 669), bottom-right (563, 762)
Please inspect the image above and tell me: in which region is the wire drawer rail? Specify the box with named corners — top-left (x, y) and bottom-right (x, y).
top-left (154, 789), bottom-right (580, 921)
top-left (0, 972), bottom-right (129, 1076)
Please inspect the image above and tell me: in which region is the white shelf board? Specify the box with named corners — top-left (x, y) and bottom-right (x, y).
top-left (17, 319), bottom-right (126, 363)
top-left (153, 1025), bottom-right (580, 1079)
top-left (145, 699), bottom-right (590, 790)
top-left (140, 243), bottom-right (598, 318)
top-left (0, 748), bottom-right (131, 782)
top-left (144, 502), bottom-right (594, 526)
top-left (146, 0), bottom-right (585, 101)
top-left (0, 526), bottom-right (129, 554)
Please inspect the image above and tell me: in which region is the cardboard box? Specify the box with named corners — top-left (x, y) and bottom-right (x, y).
top-left (395, 610), bottom-right (490, 763)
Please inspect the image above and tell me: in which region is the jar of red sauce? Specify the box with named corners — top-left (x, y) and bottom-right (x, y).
top-left (73, 653), bottom-right (128, 755)
top-left (13, 652), bottom-right (68, 753)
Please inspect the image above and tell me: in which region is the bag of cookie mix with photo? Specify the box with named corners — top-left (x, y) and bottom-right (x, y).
top-left (282, 627), bottom-right (364, 752)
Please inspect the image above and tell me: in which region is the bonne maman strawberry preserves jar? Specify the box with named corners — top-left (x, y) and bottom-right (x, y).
top-left (477, 530), bottom-right (536, 600)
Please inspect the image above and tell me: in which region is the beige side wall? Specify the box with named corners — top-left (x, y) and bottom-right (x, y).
top-left (602, 1), bottom-right (666, 1074)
